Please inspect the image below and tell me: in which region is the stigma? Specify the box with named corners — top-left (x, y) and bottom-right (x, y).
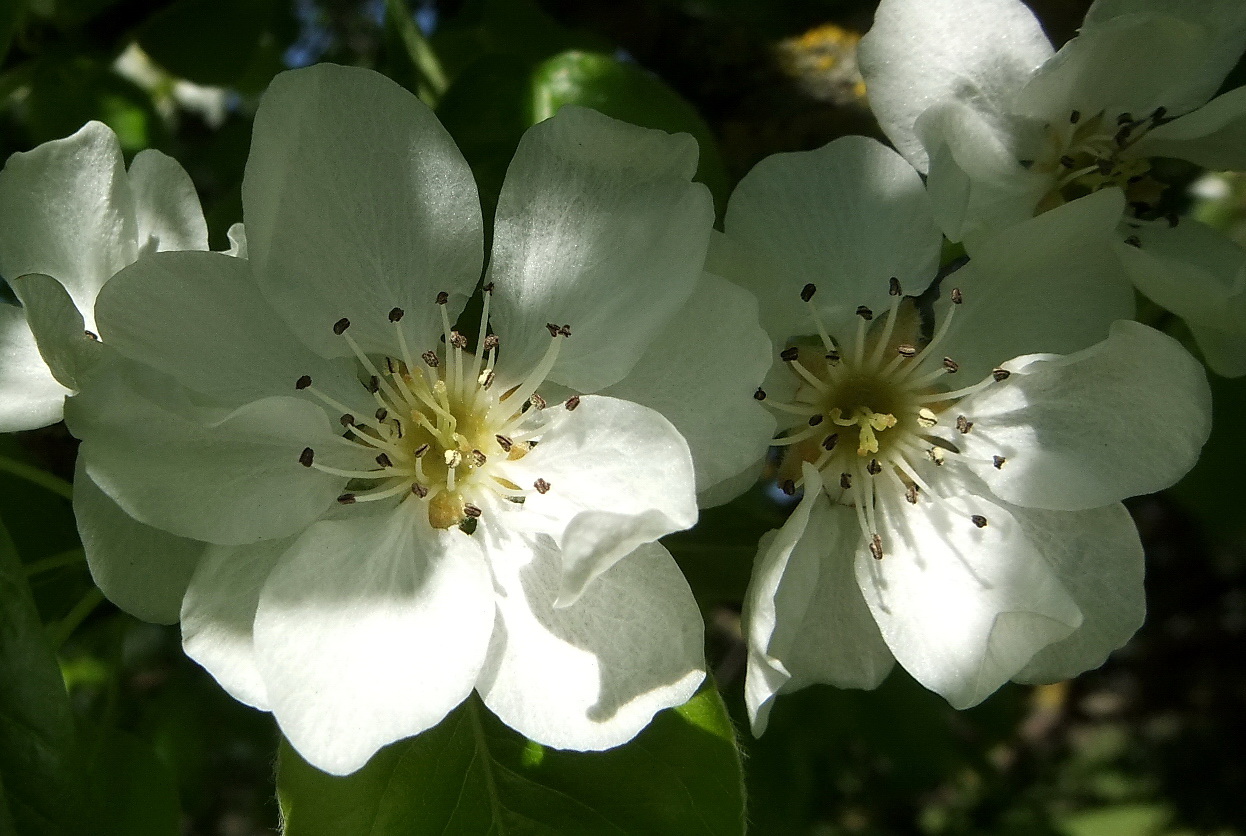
top-left (294, 284), bottom-right (569, 531)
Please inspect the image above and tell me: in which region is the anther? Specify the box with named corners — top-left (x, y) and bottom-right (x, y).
top-left (889, 276), bottom-right (902, 296)
top-left (495, 434), bottom-right (513, 452)
top-left (376, 453), bottom-right (393, 468)
top-left (483, 282), bottom-right (495, 293)
top-left (1117, 112), bottom-right (1133, 126)
top-left (545, 323), bottom-right (560, 337)
top-left (951, 287), bottom-right (963, 305)
top-left (993, 455), bottom-right (1006, 469)
top-left (421, 350), bottom-right (439, 367)
top-left (821, 433), bottom-right (839, 451)
top-left (558, 324), bottom-right (572, 337)
top-left (435, 291), bottom-right (449, 305)
top-left (780, 346), bottom-right (800, 362)
top-left (529, 393), bottom-right (547, 410)
top-left (905, 484), bottom-right (919, 504)
top-left (565, 395), bottom-right (581, 411)
top-left (449, 331), bottom-right (468, 350)
top-left (295, 375), bottom-right (313, 390)
top-left (340, 414), bottom-right (355, 427)
top-left (928, 447), bottom-right (946, 466)
top-left (471, 449), bottom-right (487, 467)
top-left (840, 473), bottom-right (852, 490)
top-left (1069, 110), bottom-right (1080, 124)
top-left (411, 443), bottom-right (430, 458)
top-left (444, 449), bottom-right (462, 468)
top-left (299, 447), bottom-right (315, 467)
top-left (869, 534), bottom-right (884, 560)
top-left (84, 330), bottom-right (99, 341)
top-left (753, 388), bottom-right (767, 401)
top-left (897, 344), bottom-right (918, 358)
top-left (955, 415), bottom-right (973, 434)
top-left (388, 307), bottom-right (404, 322)
top-left (992, 368), bottom-right (1011, 382)
top-left (367, 376), bottom-right (379, 394)
top-left (463, 504), bottom-right (483, 518)
top-left (1152, 106), bottom-right (1167, 122)
top-left (917, 408), bottom-right (938, 428)
top-left (332, 317), bottom-right (350, 335)
top-left (970, 514), bottom-right (988, 528)
top-left (808, 413), bottom-right (824, 426)
top-left (375, 407), bottom-right (388, 421)
top-left (800, 283), bottom-right (817, 302)
top-left (1124, 235), bottom-right (1141, 248)
top-left (942, 357), bottom-right (960, 373)
top-left (1059, 155), bottom-right (1076, 168)
top-left (1114, 126), bottom-right (1132, 146)
top-left (412, 483), bottom-right (428, 498)
top-left (483, 334), bottom-right (499, 351)
top-left (856, 305), bottom-right (874, 321)
top-left (534, 478), bottom-right (551, 495)
top-left (866, 459), bottom-right (883, 475)
top-left (337, 493), bottom-right (356, 505)
top-left (780, 480), bottom-right (796, 496)
top-left (825, 350), bottom-right (841, 363)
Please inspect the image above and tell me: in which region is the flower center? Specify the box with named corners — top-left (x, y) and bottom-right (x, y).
top-left (1030, 107), bottom-right (1171, 214)
top-left (759, 280), bottom-right (1011, 559)
top-left (294, 284), bottom-right (572, 531)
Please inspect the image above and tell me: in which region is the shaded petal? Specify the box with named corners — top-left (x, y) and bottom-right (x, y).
top-left (858, 0), bottom-right (1052, 170)
top-left (937, 189), bottom-right (1136, 383)
top-left (489, 106), bottom-right (713, 392)
top-left (1011, 502), bottom-right (1144, 683)
top-left (74, 459), bottom-right (202, 625)
top-left (95, 251), bottom-right (362, 407)
top-left (243, 64), bottom-right (483, 357)
top-left (0, 303), bottom-right (68, 432)
top-left (602, 272), bottom-right (775, 500)
top-left (959, 321), bottom-right (1211, 511)
top-left (858, 486), bottom-right (1082, 709)
top-left (478, 532), bottom-right (703, 750)
top-left (1191, 324), bottom-right (1246, 378)
top-left (723, 136), bottom-right (941, 341)
top-left (225, 222), bottom-right (247, 258)
top-left (503, 395), bottom-right (697, 606)
top-left (127, 149), bottom-right (209, 255)
top-left (254, 508), bottom-right (494, 776)
top-left (1137, 86), bottom-right (1246, 171)
top-left (10, 273), bottom-right (103, 390)
top-left (0, 121), bottom-right (136, 327)
top-left (181, 537), bottom-right (292, 711)
top-left (744, 466), bottom-right (893, 734)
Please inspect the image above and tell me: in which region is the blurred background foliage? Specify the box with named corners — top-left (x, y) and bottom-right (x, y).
top-left (1, 0), bottom-right (1244, 833)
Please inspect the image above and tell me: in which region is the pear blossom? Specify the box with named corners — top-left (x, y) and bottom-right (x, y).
top-left (858, 0), bottom-right (1246, 374)
top-left (712, 137), bottom-right (1211, 730)
top-left (66, 64), bottom-right (772, 775)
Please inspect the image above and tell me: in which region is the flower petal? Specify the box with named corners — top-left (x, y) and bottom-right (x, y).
top-left (242, 64), bottom-right (483, 357)
top-left (489, 106), bottom-right (713, 392)
top-left (181, 537), bottom-right (293, 711)
top-left (10, 273), bottom-right (103, 390)
top-left (723, 136), bottom-right (941, 341)
top-left (1010, 502), bottom-right (1144, 684)
top-left (74, 458), bottom-right (202, 625)
top-left (744, 465), bottom-right (893, 734)
top-left (602, 272), bottom-right (775, 500)
top-left (505, 395), bottom-right (697, 606)
top-left (0, 302), bottom-right (69, 432)
top-left (477, 532), bottom-right (703, 750)
top-left (858, 487), bottom-right (1082, 709)
top-left (959, 321), bottom-right (1212, 511)
top-left (858, 0), bottom-right (1052, 171)
top-left (253, 508), bottom-right (494, 775)
top-left (127, 149), bottom-right (209, 255)
top-left (0, 121), bottom-right (136, 329)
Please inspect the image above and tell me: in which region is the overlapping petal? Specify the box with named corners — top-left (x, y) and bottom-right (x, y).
top-left (0, 302), bottom-right (70, 432)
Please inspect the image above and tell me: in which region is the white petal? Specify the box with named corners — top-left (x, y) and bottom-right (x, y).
top-left (959, 321), bottom-right (1212, 511)
top-left (127, 149), bottom-right (209, 255)
top-left (723, 136), bottom-right (941, 341)
top-left (859, 487), bottom-right (1082, 709)
top-left (0, 302), bottom-right (68, 432)
top-left (489, 106), bottom-right (713, 393)
top-left (181, 537), bottom-right (293, 710)
top-left (858, 0), bottom-right (1052, 170)
top-left (1135, 86), bottom-right (1246, 171)
top-left (10, 273), bottom-right (103, 390)
top-left (937, 189), bottom-right (1136, 383)
top-left (506, 395), bottom-right (697, 606)
top-left (74, 459), bottom-right (202, 625)
top-left (0, 121), bottom-right (136, 327)
top-left (242, 64), bottom-right (483, 358)
top-left (225, 222), bottom-right (247, 258)
top-left (744, 465), bottom-right (893, 734)
top-left (95, 251), bottom-right (361, 407)
top-left (601, 272), bottom-right (775, 500)
top-left (478, 532), bottom-right (703, 750)
top-left (254, 508), bottom-right (494, 775)
top-left (68, 364), bottom-right (351, 545)
top-left (1010, 503), bottom-right (1144, 684)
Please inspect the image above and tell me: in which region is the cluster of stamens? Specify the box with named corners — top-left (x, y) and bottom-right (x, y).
top-left (1029, 106), bottom-right (1172, 214)
top-left (293, 284), bottom-right (575, 532)
top-left (758, 279), bottom-right (1013, 559)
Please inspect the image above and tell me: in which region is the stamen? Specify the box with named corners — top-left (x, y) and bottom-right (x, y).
top-left (333, 317), bottom-right (350, 335)
top-left (495, 328), bottom-right (565, 424)
top-left (299, 447), bottom-right (314, 467)
top-left (533, 478), bottom-right (551, 494)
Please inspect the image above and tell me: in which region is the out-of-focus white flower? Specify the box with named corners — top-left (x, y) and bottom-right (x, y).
top-left (67, 64), bottom-right (771, 775)
top-left (113, 43), bottom-right (231, 129)
top-left (713, 136), bottom-right (1210, 730)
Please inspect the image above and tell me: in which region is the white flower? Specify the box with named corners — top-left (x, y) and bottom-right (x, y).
top-left (858, 0), bottom-right (1246, 374)
top-left (0, 120), bottom-right (221, 431)
top-left (66, 64), bottom-right (771, 775)
top-left (713, 137), bottom-right (1211, 730)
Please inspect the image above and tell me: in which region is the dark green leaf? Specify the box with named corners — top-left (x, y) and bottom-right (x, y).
top-left (137, 0), bottom-right (277, 87)
top-left (278, 686), bottom-right (745, 835)
top-left (88, 727), bottom-right (181, 836)
top-left (0, 514), bottom-right (87, 834)
top-left (0, 0), bottom-right (22, 69)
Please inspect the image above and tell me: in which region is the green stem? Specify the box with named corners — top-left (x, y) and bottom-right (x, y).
top-left (0, 454), bottom-right (73, 501)
top-left (386, 0), bottom-right (448, 103)
top-left (24, 548), bottom-right (85, 578)
top-left (50, 587), bottom-right (104, 649)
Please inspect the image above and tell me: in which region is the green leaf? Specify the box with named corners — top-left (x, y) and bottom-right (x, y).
top-left (278, 686), bottom-right (746, 835)
top-left (0, 0), bottom-right (22, 68)
top-left (529, 50), bottom-right (730, 213)
top-left (88, 727), bottom-right (181, 836)
top-left (0, 513), bottom-right (87, 834)
top-left (136, 0), bottom-right (277, 87)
